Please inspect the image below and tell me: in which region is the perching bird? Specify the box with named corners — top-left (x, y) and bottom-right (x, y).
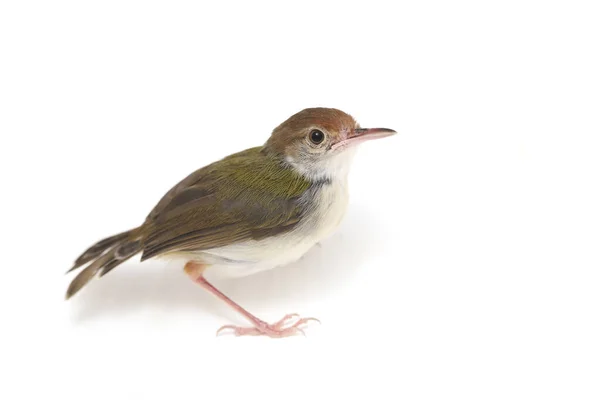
top-left (66, 107), bottom-right (396, 337)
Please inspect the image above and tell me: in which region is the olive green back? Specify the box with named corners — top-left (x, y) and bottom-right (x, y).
top-left (140, 147), bottom-right (313, 260)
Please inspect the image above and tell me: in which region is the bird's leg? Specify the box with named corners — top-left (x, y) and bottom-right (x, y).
top-left (184, 261), bottom-right (319, 337)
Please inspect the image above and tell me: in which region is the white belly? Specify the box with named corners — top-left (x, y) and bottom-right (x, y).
top-left (196, 180), bottom-right (349, 280)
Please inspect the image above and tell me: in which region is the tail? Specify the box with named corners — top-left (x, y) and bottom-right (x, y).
top-left (65, 227), bottom-right (143, 299)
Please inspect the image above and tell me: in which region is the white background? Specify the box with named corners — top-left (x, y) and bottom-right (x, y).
top-left (1, 1), bottom-right (599, 399)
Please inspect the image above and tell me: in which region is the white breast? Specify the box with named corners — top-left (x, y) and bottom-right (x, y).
top-left (197, 179), bottom-right (349, 280)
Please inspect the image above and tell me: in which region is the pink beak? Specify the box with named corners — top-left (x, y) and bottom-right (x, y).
top-left (331, 128), bottom-right (397, 151)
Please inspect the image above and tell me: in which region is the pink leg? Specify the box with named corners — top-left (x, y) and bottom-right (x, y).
top-left (184, 261), bottom-right (319, 338)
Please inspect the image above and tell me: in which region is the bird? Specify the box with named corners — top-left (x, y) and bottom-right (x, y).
top-left (66, 107), bottom-right (396, 337)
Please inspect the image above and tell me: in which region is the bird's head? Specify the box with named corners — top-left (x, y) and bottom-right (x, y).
top-left (264, 107), bottom-right (396, 182)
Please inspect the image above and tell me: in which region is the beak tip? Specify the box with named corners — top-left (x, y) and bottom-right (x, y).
top-left (372, 128), bottom-right (397, 136)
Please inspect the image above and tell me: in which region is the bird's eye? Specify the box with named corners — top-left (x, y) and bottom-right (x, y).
top-left (309, 129), bottom-right (325, 144)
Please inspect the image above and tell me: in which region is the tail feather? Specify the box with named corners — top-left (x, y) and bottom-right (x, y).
top-left (65, 228), bottom-right (142, 299)
top-left (98, 239), bottom-right (141, 277)
top-left (67, 230), bottom-right (131, 273)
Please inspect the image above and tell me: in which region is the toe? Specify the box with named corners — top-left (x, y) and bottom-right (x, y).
top-left (273, 313), bottom-right (301, 329)
top-left (216, 325), bottom-right (261, 336)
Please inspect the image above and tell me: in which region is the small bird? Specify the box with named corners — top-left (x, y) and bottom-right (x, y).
top-left (66, 107), bottom-right (396, 337)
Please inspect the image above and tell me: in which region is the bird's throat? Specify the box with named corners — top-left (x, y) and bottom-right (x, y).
top-left (284, 148), bottom-right (357, 184)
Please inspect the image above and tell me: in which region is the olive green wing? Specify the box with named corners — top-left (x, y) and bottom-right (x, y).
top-left (140, 148), bottom-right (312, 261)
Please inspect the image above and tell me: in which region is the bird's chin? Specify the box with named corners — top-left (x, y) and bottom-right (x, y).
top-left (286, 147), bottom-right (357, 182)
top-left (320, 147), bottom-right (357, 179)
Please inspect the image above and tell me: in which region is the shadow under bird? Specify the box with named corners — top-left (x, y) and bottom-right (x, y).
top-left (66, 107), bottom-right (396, 337)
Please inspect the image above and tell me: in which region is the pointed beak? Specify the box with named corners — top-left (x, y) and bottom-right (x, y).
top-left (331, 128), bottom-right (397, 151)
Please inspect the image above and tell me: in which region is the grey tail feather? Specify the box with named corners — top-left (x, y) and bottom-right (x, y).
top-left (65, 228), bottom-right (142, 299)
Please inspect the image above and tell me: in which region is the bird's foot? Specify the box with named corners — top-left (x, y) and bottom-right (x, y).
top-left (216, 313), bottom-right (320, 338)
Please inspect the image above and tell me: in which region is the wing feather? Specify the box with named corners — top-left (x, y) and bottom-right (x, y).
top-left (139, 147), bottom-right (312, 261)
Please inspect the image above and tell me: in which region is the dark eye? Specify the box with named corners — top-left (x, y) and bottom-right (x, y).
top-left (309, 129), bottom-right (325, 144)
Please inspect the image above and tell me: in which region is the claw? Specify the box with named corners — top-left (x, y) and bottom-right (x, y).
top-left (216, 325), bottom-right (236, 336)
top-left (275, 313), bottom-right (301, 329)
top-left (299, 317), bottom-right (320, 325)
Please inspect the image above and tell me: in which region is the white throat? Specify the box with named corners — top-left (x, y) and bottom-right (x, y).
top-left (285, 147), bottom-right (357, 183)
